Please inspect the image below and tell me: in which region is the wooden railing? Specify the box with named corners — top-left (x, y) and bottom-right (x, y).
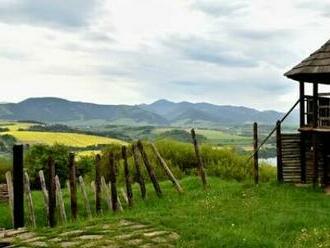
top-left (305, 95), bottom-right (330, 128)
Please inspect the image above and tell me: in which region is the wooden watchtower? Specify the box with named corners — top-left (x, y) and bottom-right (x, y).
top-left (277, 40), bottom-right (330, 186)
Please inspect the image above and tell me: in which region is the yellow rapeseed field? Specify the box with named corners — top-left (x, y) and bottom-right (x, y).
top-left (4, 131), bottom-right (127, 147)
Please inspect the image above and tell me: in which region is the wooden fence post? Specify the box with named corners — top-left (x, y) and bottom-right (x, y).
top-left (68, 153), bottom-right (77, 220)
top-left (48, 156), bottom-right (56, 227)
top-left (5, 171), bottom-right (14, 227)
top-left (95, 154), bottom-right (102, 214)
top-left (39, 170), bottom-right (49, 223)
top-left (132, 144), bottom-right (146, 199)
top-left (24, 171), bottom-right (36, 228)
top-left (137, 141), bottom-right (162, 197)
top-left (109, 152), bottom-right (119, 212)
top-left (253, 123), bottom-right (259, 185)
top-left (122, 146), bottom-right (133, 207)
top-left (13, 145), bottom-right (24, 229)
top-left (191, 129), bottom-right (207, 189)
top-left (151, 143), bottom-right (184, 193)
top-left (276, 121), bottom-right (283, 183)
top-left (55, 175), bottom-right (67, 223)
top-left (79, 176), bottom-right (92, 218)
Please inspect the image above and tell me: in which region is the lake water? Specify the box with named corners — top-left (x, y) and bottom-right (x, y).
top-left (259, 157), bottom-right (277, 166)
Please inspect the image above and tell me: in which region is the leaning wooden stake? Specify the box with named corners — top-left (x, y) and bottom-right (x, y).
top-left (39, 170), bottom-right (49, 225)
top-left (5, 171), bottom-right (14, 227)
top-left (191, 129), bottom-right (207, 189)
top-left (109, 152), bottom-right (119, 212)
top-left (48, 156), bottom-right (56, 227)
top-left (24, 171), bottom-right (36, 228)
top-left (253, 123), bottom-right (259, 185)
top-left (95, 154), bottom-right (102, 214)
top-left (68, 153), bottom-right (77, 220)
top-left (132, 144), bottom-right (146, 199)
top-left (79, 176), bottom-right (92, 218)
top-left (120, 187), bottom-right (129, 205)
top-left (151, 143), bottom-right (184, 193)
top-left (137, 141), bottom-right (162, 197)
top-left (122, 146), bottom-right (133, 207)
top-left (101, 176), bottom-right (112, 210)
top-left (55, 175), bottom-right (67, 223)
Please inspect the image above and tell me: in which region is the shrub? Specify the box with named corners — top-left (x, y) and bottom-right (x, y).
top-left (25, 144), bottom-right (70, 189)
top-left (0, 157), bottom-right (11, 183)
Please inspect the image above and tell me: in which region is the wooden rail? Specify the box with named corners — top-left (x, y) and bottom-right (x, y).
top-left (248, 99), bottom-right (300, 161)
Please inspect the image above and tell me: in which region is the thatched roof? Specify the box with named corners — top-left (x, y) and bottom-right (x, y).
top-left (285, 40), bottom-right (330, 84)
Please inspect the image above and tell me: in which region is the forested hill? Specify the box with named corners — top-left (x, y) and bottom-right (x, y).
top-left (0, 97), bottom-right (297, 126)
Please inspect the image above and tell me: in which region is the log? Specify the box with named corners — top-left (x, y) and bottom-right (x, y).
top-left (55, 175), bottom-right (67, 223)
top-left (109, 152), bottom-right (119, 212)
top-left (48, 156), bottom-right (56, 227)
top-left (5, 171), bottom-right (14, 227)
top-left (23, 171), bottom-right (36, 228)
top-left (68, 153), bottom-right (77, 220)
top-left (95, 154), bottom-right (102, 214)
top-left (13, 145), bottom-right (24, 228)
top-left (132, 144), bottom-right (146, 199)
top-left (137, 141), bottom-right (162, 197)
top-left (191, 129), bottom-right (207, 189)
top-left (122, 146), bottom-right (133, 207)
top-left (79, 176), bottom-right (92, 218)
top-left (151, 143), bottom-right (183, 193)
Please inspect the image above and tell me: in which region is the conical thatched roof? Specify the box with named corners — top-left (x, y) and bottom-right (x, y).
top-left (285, 40), bottom-right (330, 84)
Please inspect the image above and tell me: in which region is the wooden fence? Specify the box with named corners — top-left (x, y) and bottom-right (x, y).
top-left (4, 138), bottom-right (203, 229)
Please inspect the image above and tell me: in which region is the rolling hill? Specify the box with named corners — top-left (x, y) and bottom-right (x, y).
top-left (0, 97), bottom-right (298, 127)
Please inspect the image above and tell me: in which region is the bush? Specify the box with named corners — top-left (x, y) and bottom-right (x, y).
top-left (0, 157), bottom-right (11, 183)
top-left (25, 144), bottom-right (70, 189)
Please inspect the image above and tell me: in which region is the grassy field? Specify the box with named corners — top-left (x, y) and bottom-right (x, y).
top-left (2, 177), bottom-right (330, 247)
top-left (0, 121), bottom-right (35, 131)
top-left (153, 127), bottom-right (250, 145)
top-left (3, 131), bottom-right (127, 147)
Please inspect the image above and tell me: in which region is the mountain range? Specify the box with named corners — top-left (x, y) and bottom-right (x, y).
top-left (0, 97), bottom-right (297, 127)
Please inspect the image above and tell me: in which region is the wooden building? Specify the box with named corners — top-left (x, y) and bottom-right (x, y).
top-left (278, 40), bottom-right (330, 186)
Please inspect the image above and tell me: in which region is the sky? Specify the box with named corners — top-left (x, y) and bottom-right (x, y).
top-left (0, 0), bottom-right (330, 111)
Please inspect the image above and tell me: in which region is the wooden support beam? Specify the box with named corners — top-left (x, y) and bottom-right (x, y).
top-left (312, 133), bottom-right (319, 188)
top-left (109, 152), bottom-right (119, 212)
top-left (137, 141), bottom-right (162, 197)
top-left (122, 146), bottom-right (133, 207)
top-left (191, 129), bottom-right (207, 189)
top-left (68, 153), bottom-right (77, 220)
top-left (95, 154), bottom-right (102, 214)
top-left (313, 83), bottom-right (318, 128)
top-left (13, 145), bottom-right (24, 229)
top-left (151, 143), bottom-right (184, 193)
top-left (132, 144), bottom-right (146, 199)
top-left (276, 121), bottom-right (283, 183)
top-left (299, 81), bottom-right (305, 127)
top-left (253, 123), bottom-right (259, 185)
top-left (48, 156), bottom-right (56, 227)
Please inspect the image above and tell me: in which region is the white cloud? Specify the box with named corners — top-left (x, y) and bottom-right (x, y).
top-left (0, 0), bottom-right (329, 111)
